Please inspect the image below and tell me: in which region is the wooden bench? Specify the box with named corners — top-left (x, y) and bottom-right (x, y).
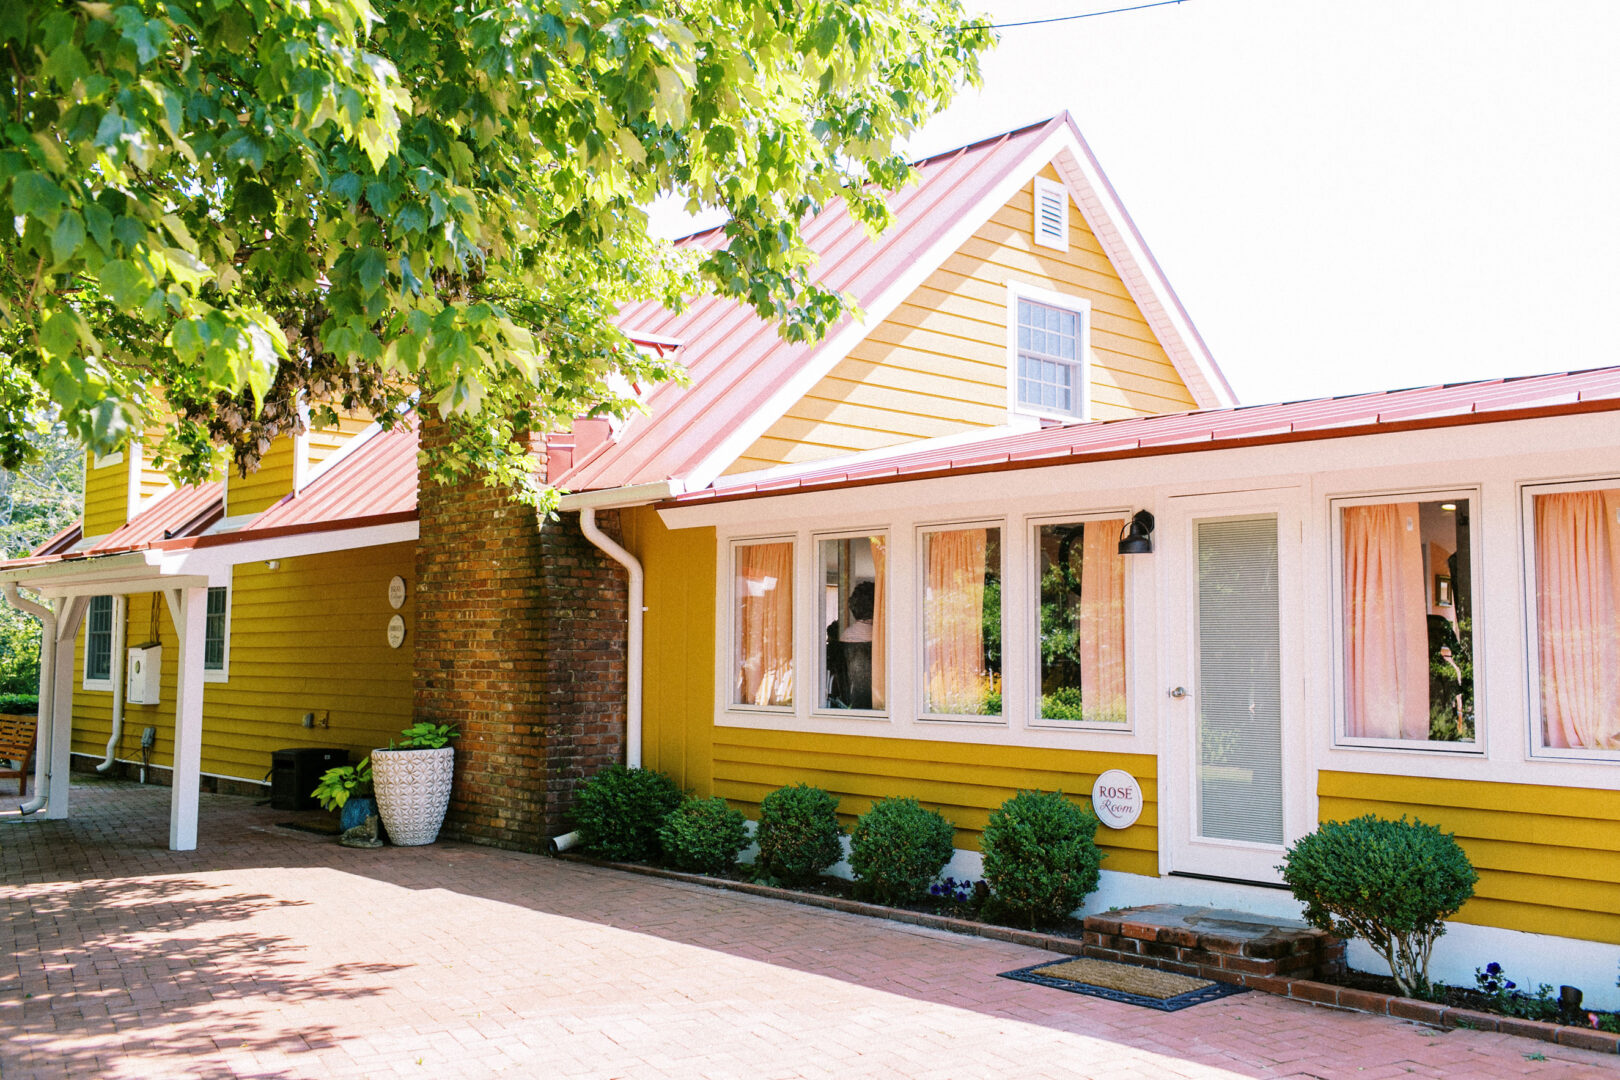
top-left (0, 713), bottom-right (38, 796)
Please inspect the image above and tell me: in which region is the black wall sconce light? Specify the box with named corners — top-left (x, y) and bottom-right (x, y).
top-left (1118, 510), bottom-right (1155, 555)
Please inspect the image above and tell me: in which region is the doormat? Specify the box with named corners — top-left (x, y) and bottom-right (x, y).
top-left (999, 957), bottom-right (1248, 1012)
top-left (277, 820), bottom-right (340, 836)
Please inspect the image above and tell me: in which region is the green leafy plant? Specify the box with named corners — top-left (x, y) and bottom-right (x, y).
top-left (848, 797), bottom-right (956, 905)
top-left (658, 796), bottom-right (749, 875)
top-left (571, 765), bottom-right (684, 862)
top-left (394, 722), bottom-right (458, 750)
top-left (754, 784), bottom-right (845, 887)
top-left (0, 693), bottom-right (39, 715)
top-left (312, 758), bottom-right (373, 812)
top-left (980, 791), bottom-right (1104, 928)
top-left (1474, 962), bottom-right (1558, 1021)
top-left (1279, 815), bottom-right (1477, 999)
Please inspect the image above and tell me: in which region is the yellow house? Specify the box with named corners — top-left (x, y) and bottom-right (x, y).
top-left (5, 114), bottom-right (1616, 1007)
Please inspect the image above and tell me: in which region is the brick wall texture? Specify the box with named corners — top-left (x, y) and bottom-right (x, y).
top-left (413, 417), bottom-right (627, 851)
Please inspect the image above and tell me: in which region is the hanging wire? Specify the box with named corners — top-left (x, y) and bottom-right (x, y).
top-left (951, 0), bottom-right (1189, 32)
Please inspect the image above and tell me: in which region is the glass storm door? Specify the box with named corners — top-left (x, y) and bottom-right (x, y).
top-left (1163, 496), bottom-right (1302, 884)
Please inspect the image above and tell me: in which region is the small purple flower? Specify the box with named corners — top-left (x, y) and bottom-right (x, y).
top-left (1485, 962), bottom-right (1502, 975)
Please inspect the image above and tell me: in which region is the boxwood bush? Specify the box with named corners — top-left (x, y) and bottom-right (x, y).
top-left (0, 693), bottom-right (38, 715)
top-left (980, 790), bottom-right (1104, 928)
top-left (754, 784), bottom-right (845, 886)
top-left (659, 796), bottom-right (749, 875)
top-left (848, 797), bottom-right (955, 905)
top-left (1279, 814), bottom-right (1477, 999)
top-left (571, 765), bottom-right (683, 862)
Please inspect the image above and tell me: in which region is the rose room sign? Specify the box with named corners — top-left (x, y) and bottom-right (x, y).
top-left (1091, 769), bottom-right (1143, 830)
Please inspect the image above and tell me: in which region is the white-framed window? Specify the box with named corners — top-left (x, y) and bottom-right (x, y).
top-left (1522, 477), bottom-right (1620, 761)
top-left (83, 595), bottom-right (115, 690)
top-left (203, 585), bottom-right (231, 682)
top-left (1029, 514), bottom-right (1130, 728)
top-left (814, 531), bottom-right (888, 716)
top-left (918, 521), bottom-right (1003, 721)
top-left (1330, 490), bottom-right (1481, 753)
top-left (731, 536), bottom-right (795, 710)
top-left (1007, 283), bottom-right (1091, 422)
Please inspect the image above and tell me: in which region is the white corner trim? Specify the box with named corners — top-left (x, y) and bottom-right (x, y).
top-left (680, 123), bottom-right (1086, 493)
top-left (125, 438), bottom-right (143, 522)
top-left (1048, 134), bottom-right (1236, 410)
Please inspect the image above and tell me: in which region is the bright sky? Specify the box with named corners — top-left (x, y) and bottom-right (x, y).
top-left (908, 0), bottom-right (1620, 405)
top-left (660, 1), bottom-right (1620, 407)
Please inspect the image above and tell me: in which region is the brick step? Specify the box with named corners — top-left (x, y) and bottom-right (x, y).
top-left (1081, 904), bottom-right (1346, 985)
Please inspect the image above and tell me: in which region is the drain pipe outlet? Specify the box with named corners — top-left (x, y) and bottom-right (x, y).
top-left (548, 830), bottom-right (580, 856)
top-left (2, 584), bottom-right (55, 815)
top-left (577, 508), bottom-right (644, 769)
top-left (97, 595), bottom-right (127, 772)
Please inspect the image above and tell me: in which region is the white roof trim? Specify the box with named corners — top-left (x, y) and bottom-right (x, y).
top-left (677, 117), bottom-right (1234, 492)
top-left (557, 479), bottom-right (684, 512)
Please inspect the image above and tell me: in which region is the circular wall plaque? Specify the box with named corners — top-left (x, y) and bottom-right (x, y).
top-left (386, 614), bottom-right (406, 649)
top-left (388, 575), bottom-right (407, 609)
top-left (1091, 769), bottom-right (1144, 830)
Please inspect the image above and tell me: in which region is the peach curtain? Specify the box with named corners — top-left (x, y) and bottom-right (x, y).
top-left (1535, 490), bottom-right (1620, 750)
top-left (736, 542), bottom-right (793, 706)
top-left (924, 528), bottom-right (988, 714)
top-left (1080, 520), bottom-right (1128, 722)
top-left (1343, 503), bottom-right (1429, 739)
top-left (869, 537), bottom-right (887, 711)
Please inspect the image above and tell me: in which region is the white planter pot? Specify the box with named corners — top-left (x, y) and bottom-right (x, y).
top-left (370, 747), bottom-right (455, 846)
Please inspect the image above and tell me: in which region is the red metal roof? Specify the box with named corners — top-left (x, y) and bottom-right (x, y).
top-left (248, 424), bottom-right (418, 531)
top-left (87, 482), bottom-right (223, 552)
top-left (557, 115), bottom-right (1070, 491)
top-left (675, 366), bottom-right (1620, 505)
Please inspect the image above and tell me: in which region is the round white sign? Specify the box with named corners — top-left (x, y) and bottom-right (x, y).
top-left (388, 575), bottom-right (407, 610)
top-left (386, 613), bottom-right (407, 649)
top-left (1091, 769), bottom-right (1143, 830)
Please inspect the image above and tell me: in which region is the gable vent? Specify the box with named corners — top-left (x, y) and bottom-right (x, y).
top-left (1032, 177), bottom-right (1069, 251)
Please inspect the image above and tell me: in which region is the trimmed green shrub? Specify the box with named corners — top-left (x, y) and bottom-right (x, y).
top-left (848, 797), bottom-right (955, 905)
top-left (0, 692), bottom-right (39, 715)
top-left (571, 765), bottom-right (684, 862)
top-left (754, 784), bottom-right (845, 886)
top-left (659, 796), bottom-right (749, 875)
top-left (1279, 814), bottom-right (1477, 999)
top-left (981, 790), bottom-right (1103, 928)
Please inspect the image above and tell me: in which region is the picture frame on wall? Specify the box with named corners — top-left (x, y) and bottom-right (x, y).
top-left (1435, 574), bottom-right (1454, 608)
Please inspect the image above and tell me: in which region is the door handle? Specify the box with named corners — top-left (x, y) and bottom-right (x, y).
top-left (1168, 686), bottom-right (1188, 699)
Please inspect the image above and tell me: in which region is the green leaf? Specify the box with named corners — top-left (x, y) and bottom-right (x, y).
top-left (39, 312), bottom-right (79, 358)
top-left (99, 259), bottom-right (150, 309)
top-left (51, 211), bottom-right (86, 267)
top-left (10, 171), bottom-right (66, 219)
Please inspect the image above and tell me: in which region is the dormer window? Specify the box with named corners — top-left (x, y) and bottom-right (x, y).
top-left (1008, 284), bottom-right (1091, 421)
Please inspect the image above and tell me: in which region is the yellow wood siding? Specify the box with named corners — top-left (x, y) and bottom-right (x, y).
top-left (80, 450), bottom-right (130, 538)
top-left (225, 436), bottom-right (297, 517)
top-left (728, 164), bottom-right (1199, 473)
top-left (620, 505), bottom-right (715, 793)
top-left (69, 543), bottom-right (416, 781)
top-left (1318, 771), bottom-right (1620, 945)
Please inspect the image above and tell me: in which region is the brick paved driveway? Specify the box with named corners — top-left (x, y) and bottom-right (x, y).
top-left (2, 778), bottom-right (1613, 1079)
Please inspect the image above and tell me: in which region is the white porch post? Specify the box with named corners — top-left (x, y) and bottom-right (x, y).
top-left (46, 596), bottom-right (87, 820)
top-left (167, 586), bottom-right (208, 851)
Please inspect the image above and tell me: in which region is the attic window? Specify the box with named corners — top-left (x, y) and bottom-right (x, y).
top-left (1008, 283), bottom-right (1091, 421)
top-left (1032, 178), bottom-right (1069, 252)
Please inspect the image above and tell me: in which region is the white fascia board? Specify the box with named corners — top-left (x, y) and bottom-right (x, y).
top-left (679, 124), bottom-right (1083, 493)
top-left (1047, 130), bottom-right (1237, 409)
top-left (0, 550), bottom-right (216, 596)
top-left (557, 480), bottom-right (682, 512)
top-left (158, 519), bottom-right (420, 576)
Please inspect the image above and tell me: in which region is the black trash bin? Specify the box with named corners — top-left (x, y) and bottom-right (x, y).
top-left (270, 747), bottom-right (349, 811)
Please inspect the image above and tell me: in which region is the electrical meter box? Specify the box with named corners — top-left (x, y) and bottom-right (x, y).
top-left (126, 646), bottom-right (161, 706)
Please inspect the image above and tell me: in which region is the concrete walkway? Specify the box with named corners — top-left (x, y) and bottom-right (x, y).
top-left (1, 777), bottom-right (1613, 1079)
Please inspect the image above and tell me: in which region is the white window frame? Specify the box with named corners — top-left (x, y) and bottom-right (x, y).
top-left (1025, 511), bottom-right (1136, 733)
top-left (1329, 488), bottom-right (1485, 756)
top-left (727, 534), bottom-right (797, 714)
top-left (1520, 476), bottom-right (1620, 763)
top-left (82, 594), bottom-right (115, 691)
top-left (203, 581), bottom-right (232, 684)
top-left (915, 518), bottom-right (1007, 726)
top-left (811, 529), bottom-right (890, 720)
top-left (1006, 281), bottom-right (1092, 423)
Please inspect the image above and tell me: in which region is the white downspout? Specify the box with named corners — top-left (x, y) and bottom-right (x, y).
top-left (577, 508), bottom-right (643, 769)
top-left (3, 584), bottom-right (55, 814)
top-left (97, 594), bottom-right (127, 772)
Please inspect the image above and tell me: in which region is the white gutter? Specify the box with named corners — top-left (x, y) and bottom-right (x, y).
top-left (577, 508), bottom-right (643, 769)
top-left (98, 594), bottom-right (127, 772)
top-left (2, 584), bottom-right (54, 814)
top-left (557, 479), bottom-right (682, 512)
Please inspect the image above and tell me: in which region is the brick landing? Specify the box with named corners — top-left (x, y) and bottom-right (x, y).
top-left (1083, 904), bottom-right (1346, 983)
top-left (3, 779), bottom-right (1615, 1079)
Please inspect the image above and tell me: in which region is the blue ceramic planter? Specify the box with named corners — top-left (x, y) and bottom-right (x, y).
top-left (340, 796), bottom-right (378, 832)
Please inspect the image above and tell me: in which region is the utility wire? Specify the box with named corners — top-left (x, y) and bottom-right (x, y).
top-left (954, 0), bottom-right (1189, 32)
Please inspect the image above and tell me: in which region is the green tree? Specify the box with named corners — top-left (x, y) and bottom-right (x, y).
top-left (0, 417), bottom-right (83, 695)
top-left (0, 0), bottom-right (990, 504)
